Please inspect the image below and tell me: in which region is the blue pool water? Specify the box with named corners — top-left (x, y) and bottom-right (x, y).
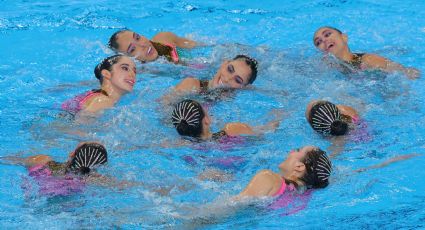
top-left (1, 0), bottom-right (425, 228)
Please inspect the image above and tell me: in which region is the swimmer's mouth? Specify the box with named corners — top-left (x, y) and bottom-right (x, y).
top-left (125, 79), bottom-right (135, 86)
top-left (146, 46), bottom-right (152, 56)
top-left (217, 75), bottom-right (225, 87)
top-left (325, 43), bottom-right (335, 52)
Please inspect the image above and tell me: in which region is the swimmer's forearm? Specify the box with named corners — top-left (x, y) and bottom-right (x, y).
top-left (354, 153), bottom-right (420, 173)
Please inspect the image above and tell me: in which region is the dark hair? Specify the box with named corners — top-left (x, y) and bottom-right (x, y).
top-left (300, 148), bottom-right (332, 189)
top-left (94, 54), bottom-right (124, 84)
top-left (171, 99), bottom-right (205, 137)
top-left (308, 101), bottom-right (348, 136)
top-left (233, 55), bottom-right (258, 84)
top-left (151, 41), bottom-right (174, 61)
top-left (108, 29), bottom-right (129, 51)
top-left (317, 26), bottom-right (342, 34)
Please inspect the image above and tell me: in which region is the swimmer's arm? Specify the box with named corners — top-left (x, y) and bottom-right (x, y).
top-left (152, 32), bottom-right (197, 48)
top-left (251, 109), bottom-right (283, 134)
top-left (0, 154), bottom-right (53, 167)
top-left (160, 77), bottom-right (201, 105)
top-left (336, 105), bottom-right (359, 120)
top-left (174, 77), bottom-right (202, 93)
top-left (237, 170), bottom-right (280, 198)
top-left (223, 122), bottom-right (255, 136)
top-left (328, 137), bottom-right (346, 159)
top-left (362, 54), bottom-right (420, 79)
top-left (354, 153), bottom-right (420, 173)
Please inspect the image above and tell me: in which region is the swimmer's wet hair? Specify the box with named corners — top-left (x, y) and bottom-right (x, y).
top-left (301, 148), bottom-right (332, 188)
top-left (171, 99), bottom-right (205, 137)
top-left (108, 29), bottom-right (129, 51)
top-left (308, 101), bottom-right (348, 136)
top-left (233, 55), bottom-right (258, 84)
top-left (94, 54), bottom-right (124, 84)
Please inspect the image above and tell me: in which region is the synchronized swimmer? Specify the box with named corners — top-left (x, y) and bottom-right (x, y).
top-left (62, 54), bottom-right (137, 115)
top-left (313, 26), bottom-right (421, 78)
top-left (108, 29), bottom-right (196, 64)
top-left (6, 25), bottom-right (420, 222)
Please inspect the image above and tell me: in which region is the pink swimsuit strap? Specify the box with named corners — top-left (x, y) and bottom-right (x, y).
top-left (61, 90), bottom-right (104, 114)
top-left (165, 43), bottom-right (179, 63)
top-left (78, 90), bottom-right (102, 107)
top-left (351, 115), bottom-right (360, 124)
top-left (273, 178), bottom-right (287, 196)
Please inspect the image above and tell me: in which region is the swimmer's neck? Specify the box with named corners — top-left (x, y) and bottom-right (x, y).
top-left (335, 48), bottom-right (355, 63)
top-left (101, 83), bottom-right (125, 103)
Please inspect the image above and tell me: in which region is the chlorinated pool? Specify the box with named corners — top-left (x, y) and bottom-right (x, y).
top-left (0, 0), bottom-right (424, 228)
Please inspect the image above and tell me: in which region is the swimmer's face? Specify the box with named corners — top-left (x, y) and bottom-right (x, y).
top-left (103, 56), bottom-right (137, 93)
top-left (313, 27), bottom-right (348, 56)
top-left (278, 146), bottom-right (315, 180)
top-left (210, 59), bottom-right (252, 89)
top-left (115, 30), bottom-right (159, 62)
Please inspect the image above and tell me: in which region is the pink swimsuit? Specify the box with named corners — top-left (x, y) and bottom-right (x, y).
top-left (268, 179), bottom-right (312, 216)
top-left (165, 43), bottom-right (179, 63)
top-left (24, 164), bottom-right (85, 197)
top-left (61, 90), bottom-right (103, 114)
top-left (349, 116), bottom-right (372, 143)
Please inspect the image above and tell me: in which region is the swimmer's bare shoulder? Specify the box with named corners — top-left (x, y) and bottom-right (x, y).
top-left (175, 77), bottom-right (201, 93)
top-left (83, 94), bottom-right (113, 113)
top-left (223, 122), bottom-right (254, 136)
top-left (152, 32), bottom-right (196, 48)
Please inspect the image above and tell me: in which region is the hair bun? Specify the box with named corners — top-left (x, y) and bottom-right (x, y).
top-left (176, 120), bottom-right (189, 135)
top-left (330, 120), bottom-right (348, 136)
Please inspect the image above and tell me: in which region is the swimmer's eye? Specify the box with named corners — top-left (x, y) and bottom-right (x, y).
top-left (324, 31), bottom-right (331, 37)
top-left (315, 39), bottom-right (322, 47)
top-left (121, 66), bottom-right (129, 71)
top-left (129, 46), bottom-right (136, 55)
top-left (135, 34), bottom-right (141, 41)
top-left (227, 64), bottom-right (235, 73)
top-left (235, 76), bottom-right (243, 85)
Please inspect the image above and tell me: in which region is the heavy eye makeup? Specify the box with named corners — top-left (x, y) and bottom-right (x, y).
top-left (135, 33), bottom-right (141, 41)
top-left (227, 64), bottom-right (235, 73)
top-left (127, 44), bottom-right (136, 54)
top-left (324, 31), bottom-right (332, 37)
top-left (121, 64), bottom-right (129, 71)
top-left (235, 76), bottom-right (244, 85)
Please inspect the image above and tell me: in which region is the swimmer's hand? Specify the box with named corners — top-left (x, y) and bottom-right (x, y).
top-left (403, 67), bottom-right (421, 79)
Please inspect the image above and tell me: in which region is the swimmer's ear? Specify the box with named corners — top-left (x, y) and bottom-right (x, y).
top-left (202, 114), bottom-right (211, 126)
top-left (342, 33), bottom-right (348, 43)
top-left (101, 69), bottom-right (112, 81)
